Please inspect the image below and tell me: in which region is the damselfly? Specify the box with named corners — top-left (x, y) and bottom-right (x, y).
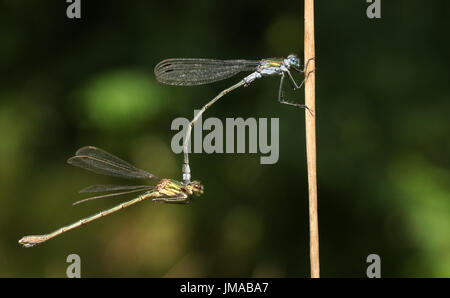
top-left (18, 146), bottom-right (203, 247)
top-left (154, 55), bottom-right (314, 183)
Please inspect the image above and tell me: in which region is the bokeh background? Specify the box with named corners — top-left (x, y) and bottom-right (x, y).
top-left (0, 0), bottom-right (449, 277)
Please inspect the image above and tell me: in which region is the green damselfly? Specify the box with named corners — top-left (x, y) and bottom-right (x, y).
top-left (18, 146), bottom-right (203, 247)
top-left (154, 55), bottom-right (313, 183)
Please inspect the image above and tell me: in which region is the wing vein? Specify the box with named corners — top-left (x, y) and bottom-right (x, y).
top-left (154, 58), bottom-right (260, 86)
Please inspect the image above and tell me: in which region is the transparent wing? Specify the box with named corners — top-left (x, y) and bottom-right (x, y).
top-left (73, 186), bottom-right (155, 206)
top-left (67, 146), bottom-right (159, 180)
top-left (79, 184), bottom-right (153, 193)
top-left (154, 58), bottom-right (260, 86)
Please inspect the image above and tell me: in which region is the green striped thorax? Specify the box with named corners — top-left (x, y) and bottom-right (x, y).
top-left (167, 179), bottom-right (204, 197)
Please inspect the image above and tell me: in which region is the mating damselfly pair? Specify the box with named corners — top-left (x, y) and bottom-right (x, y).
top-left (155, 54), bottom-right (314, 183)
top-left (19, 146), bottom-right (203, 247)
top-left (19, 54), bottom-right (312, 247)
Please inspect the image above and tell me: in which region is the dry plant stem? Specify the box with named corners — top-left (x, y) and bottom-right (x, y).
top-left (304, 0), bottom-right (320, 278)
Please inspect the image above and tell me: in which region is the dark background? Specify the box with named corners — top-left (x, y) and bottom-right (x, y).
top-left (0, 0), bottom-right (449, 277)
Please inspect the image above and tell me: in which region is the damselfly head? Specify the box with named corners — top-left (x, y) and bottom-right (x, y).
top-left (286, 54), bottom-right (301, 71)
top-left (187, 181), bottom-right (204, 196)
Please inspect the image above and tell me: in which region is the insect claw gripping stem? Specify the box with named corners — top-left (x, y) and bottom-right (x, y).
top-left (303, 57), bottom-right (315, 73)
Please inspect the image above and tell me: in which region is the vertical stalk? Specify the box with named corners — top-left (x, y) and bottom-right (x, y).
top-left (304, 0), bottom-right (320, 278)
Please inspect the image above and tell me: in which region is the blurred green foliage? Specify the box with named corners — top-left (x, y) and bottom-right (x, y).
top-left (0, 0), bottom-right (449, 277)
